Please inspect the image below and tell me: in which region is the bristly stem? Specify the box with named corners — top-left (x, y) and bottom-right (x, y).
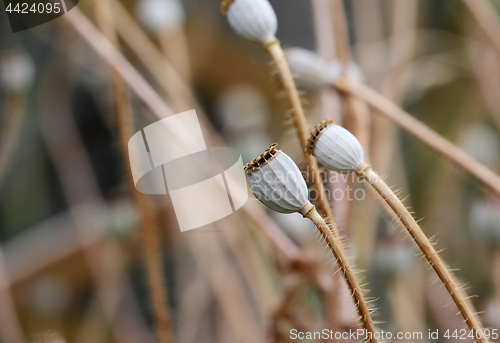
top-left (264, 38), bottom-right (336, 234)
top-left (265, 37), bottom-right (379, 340)
top-left (334, 79), bottom-right (500, 196)
top-left (302, 204), bottom-right (378, 343)
top-left (356, 162), bottom-right (488, 343)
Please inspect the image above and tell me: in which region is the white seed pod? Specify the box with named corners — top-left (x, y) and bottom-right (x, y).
top-left (286, 48), bottom-right (338, 91)
top-left (136, 0), bottom-right (185, 33)
top-left (0, 51), bottom-right (35, 91)
top-left (469, 198), bottom-right (500, 245)
top-left (223, 0), bottom-right (278, 44)
top-left (245, 143), bottom-right (309, 213)
top-left (372, 242), bottom-right (415, 276)
top-left (307, 120), bottom-right (364, 173)
top-left (458, 124), bottom-right (500, 168)
top-left (486, 299), bottom-right (500, 328)
top-left (346, 62), bottom-right (365, 83)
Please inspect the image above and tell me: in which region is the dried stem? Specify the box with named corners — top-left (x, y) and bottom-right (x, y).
top-left (302, 203), bottom-right (378, 343)
top-left (264, 28), bottom-right (377, 339)
top-left (157, 29), bottom-right (192, 86)
top-left (0, 246), bottom-right (25, 343)
top-left (0, 92), bottom-right (24, 187)
top-left (356, 162), bottom-right (487, 342)
top-left (331, 0), bottom-right (370, 157)
top-left (334, 79), bottom-right (500, 196)
top-left (463, 0), bottom-right (500, 58)
top-left (92, 1), bottom-right (174, 342)
top-left (264, 39), bottom-right (336, 232)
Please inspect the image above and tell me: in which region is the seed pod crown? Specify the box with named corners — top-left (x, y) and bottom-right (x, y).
top-left (307, 120), bottom-right (364, 173)
top-left (245, 143), bottom-right (309, 213)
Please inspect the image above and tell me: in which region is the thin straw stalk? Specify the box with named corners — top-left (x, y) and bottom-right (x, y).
top-left (302, 205), bottom-right (378, 342)
top-left (334, 79), bottom-right (500, 196)
top-left (92, 1), bottom-right (174, 342)
top-left (356, 162), bottom-right (487, 342)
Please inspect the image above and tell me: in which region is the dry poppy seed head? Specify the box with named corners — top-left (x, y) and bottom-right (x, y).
top-left (245, 143), bottom-right (309, 213)
top-left (244, 142), bottom-right (279, 176)
top-left (220, 0), bottom-right (234, 14)
top-left (308, 122), bottom-right (364, 173)
top-left (306, 119), bottom-right (335, 155)
top-left (224, 0), bottom-right (278, 43)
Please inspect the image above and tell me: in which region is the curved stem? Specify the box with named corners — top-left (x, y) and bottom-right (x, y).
top-left (265, 39), bottom-right (336, 235)
top-left (334, 79), bottom-right (500, 196)
top-left (303, 203), bottom-right (378, 343)
top-left (356, 162), bottom-right (487, 342)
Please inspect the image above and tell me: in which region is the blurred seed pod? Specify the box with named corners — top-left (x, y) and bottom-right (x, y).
top-left (372, 242), bottom-right (416, 276)
top-left (286, 47), bottom-right (336, 91)
top-left (271, 211), bottom-right (315, 244)
top-left (225, 0), bottom-right (277, 43)
top-left (286, 47), bottom-right (365, 91)
top-left (216, 84), bottom-right (270, 132)
top-left (459, 124), bottom-right (500, 169)
top-left (486, 298), bottom-right (500, 329)
top-left (31, 331), bottom-right (66, 343)
top-left (0, 51), bottom-right (35, 91)
top-left (307, 119), bottom-right (364, 173)
top-left (26, 276), bottom-right (73, 313)
top-left (469, 197), bottom-right (500, 245)
top-left (136, 0), bottom-right (186, 33)
top-left (105, 199), bottom-right (139, 239)
top-left (245, 143), bottom-right (309, 213)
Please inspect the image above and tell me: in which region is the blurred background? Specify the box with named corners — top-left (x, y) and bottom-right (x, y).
top-left (1, 0), bottom-right (500, 342)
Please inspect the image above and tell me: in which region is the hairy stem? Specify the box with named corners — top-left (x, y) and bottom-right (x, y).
top-left (334, 79), bottom-right (500, 196)
top-left (303, 203), bottom-right (378, 343)
top-left (265, 36), bottom-right (379, 340)
top-left (356, 162), bottom-right (487, 342)
top-left (264, 39), bottom-right (336, 232)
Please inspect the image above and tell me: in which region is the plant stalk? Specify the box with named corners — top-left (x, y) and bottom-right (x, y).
top-left (92, 1), bottom-right (174, 342)
top-left (356, 162), bottom-right (487, 342)
top-left (334, 79), bottom-right (500, 196)
top-left (301, 202), bottom-right (378, 343)
top-left (264, 38), bottom-right (336, 233)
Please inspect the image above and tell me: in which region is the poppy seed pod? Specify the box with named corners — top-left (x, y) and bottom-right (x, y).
top-left (307, 120), bottom-right (364, 173)
top-left (224, 0), bottom-right (278, 44)
top-left (245, 143), bottom-right (310, 214)
top-left (286, 48), bottom-right (336, 91)
top-left (136, 0), bottom-right (185, 33)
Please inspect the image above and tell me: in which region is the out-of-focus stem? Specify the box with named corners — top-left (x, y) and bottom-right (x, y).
top-left (157, 29), bottom-right (192, 86)
top-left (356, 162), bottom-right (487, 342)
top-left (62, 6), bottom-right (304, 273)
top-left (301, 203), bottom-right (378, 343)
top-left (334, 79), bottom-right (500, 196)
top-left (0, 92), bottom-right (24, 187)
top-left (92, 1), bottom-right (174, 342)
top-left (331, 0), bottom-right (370, 157)
top-left (0, 247), bottom-right (25, 343)
top-left (463, 0), bottom-right (500, 57)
